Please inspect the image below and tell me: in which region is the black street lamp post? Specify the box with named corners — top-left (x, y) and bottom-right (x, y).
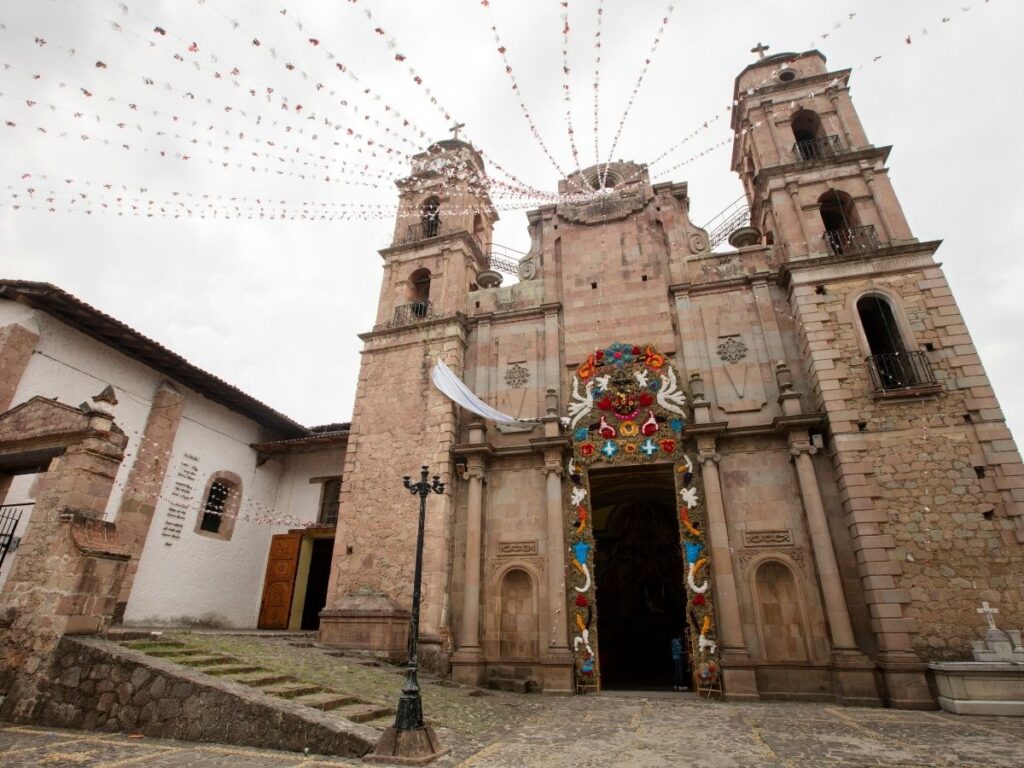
top-left (368, 465), bottom-right (448, 764)
top-left (394, 465), bottom-right (444, 730)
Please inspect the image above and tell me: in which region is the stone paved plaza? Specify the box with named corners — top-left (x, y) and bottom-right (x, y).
top-left (4, 693), bottom-right (1024, 767)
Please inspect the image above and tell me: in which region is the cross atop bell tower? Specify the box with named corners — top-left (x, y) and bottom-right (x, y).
top-left (751, 42), bottom-right (770, 59)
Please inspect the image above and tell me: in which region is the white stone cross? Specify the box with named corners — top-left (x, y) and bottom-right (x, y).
top-left (977, 601), bottom-right (1000, 630)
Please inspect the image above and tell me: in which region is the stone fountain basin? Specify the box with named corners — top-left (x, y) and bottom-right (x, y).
top-left (928, 661), bottom-right (1024, 716)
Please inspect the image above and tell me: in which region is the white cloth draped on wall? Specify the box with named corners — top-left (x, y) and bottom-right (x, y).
top-left (430, 359), bottom-right (540, 425)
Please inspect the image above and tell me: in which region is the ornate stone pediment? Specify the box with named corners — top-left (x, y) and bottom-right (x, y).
top-left (0, 396), bottom-right (91, 446)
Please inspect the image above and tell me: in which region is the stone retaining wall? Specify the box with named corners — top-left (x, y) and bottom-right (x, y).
top-left (7, 636), bottom-right (376, 757)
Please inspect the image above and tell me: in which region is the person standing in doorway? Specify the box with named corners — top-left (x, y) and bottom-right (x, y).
top-left (671, 632), bottom-right (689, 691)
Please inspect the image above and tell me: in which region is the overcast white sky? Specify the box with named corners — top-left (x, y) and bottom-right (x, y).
top-left (3, 0), bottom-right (1023, 441)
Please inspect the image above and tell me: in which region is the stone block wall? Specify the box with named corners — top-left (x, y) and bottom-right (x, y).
top-left (18, 636), bottom-right (375, 757)
top-left (789, 258), bottom-right (1024, 662)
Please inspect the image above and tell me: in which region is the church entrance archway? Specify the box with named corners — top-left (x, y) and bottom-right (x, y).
top-left (564, 342), bottom-right (720, 693)
top-left (590, 465), bottom-right (688, 690)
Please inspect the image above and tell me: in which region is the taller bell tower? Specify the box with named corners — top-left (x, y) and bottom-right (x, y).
top-left (731, 50), bottom-right (1024, 708)
top-left (319, 139), bottom-right (496, 672)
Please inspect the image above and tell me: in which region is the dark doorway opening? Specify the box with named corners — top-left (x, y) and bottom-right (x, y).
top-left (301, 538), bottom-right (334, 630)
top-left (590, 464), bottom-right (689, 690)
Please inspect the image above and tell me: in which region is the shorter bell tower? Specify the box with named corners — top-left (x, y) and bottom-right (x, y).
top-left (320, 139), bottom-right (496, 673)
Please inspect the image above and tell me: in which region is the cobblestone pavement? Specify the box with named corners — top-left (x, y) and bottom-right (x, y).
top-left (456, 692), bottom-right (1024, 767)
top-left (5, 692), bottom-right (1024, 767)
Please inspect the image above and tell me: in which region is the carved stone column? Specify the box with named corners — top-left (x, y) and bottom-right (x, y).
top-left (697, 441), bottom-right (759, 700)
top-left (789, 435), bottom-right (881, 705)
top-left (450, 423), bottom-right (489, 685)
top-left (762, 101), bottom-right (786, 164)
top-left (787, 182), bottom-right (812, 257)
top-left (531, 389), bottom-right (573, 693)
top-left (790, 441), bottom-right (858, 650)
top-left (862, 169), bottom-right (894, 244)
top-left (828, 87), bottom-right (855, 151)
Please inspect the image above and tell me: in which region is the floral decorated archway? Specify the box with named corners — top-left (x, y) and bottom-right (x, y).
top-left (565, 342), bottom-right (719, 690)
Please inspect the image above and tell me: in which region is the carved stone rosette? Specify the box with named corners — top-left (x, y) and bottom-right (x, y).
top-left (564, 342), bottom-right (718, 689)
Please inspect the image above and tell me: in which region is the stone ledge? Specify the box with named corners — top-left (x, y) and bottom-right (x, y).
top-left (9, 636), bottom-right (377, 757)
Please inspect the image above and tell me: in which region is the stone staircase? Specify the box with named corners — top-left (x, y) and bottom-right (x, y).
top-left (115, 636), bottom-right (395, 728)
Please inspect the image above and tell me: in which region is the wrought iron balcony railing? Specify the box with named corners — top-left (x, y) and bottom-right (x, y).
top-left (793, 135), bottom-right (844, 162)
top-left (402, 219), bottom-right (444, 244)
top-left (866, 351), bottom-right (937, 392)
top-left (389, 300), bottom-right (433, 328)
top-left (823, 224), bottom-right (881, 256)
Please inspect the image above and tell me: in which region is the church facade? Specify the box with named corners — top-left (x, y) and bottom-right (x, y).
top-left (319, 50), bottom-right (1024, 707)
top-left (1, 48), bottom-right (1022, 713)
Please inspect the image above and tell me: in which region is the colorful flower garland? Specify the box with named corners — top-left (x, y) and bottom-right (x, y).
top-left (566, 342), bottom-right (718, 689)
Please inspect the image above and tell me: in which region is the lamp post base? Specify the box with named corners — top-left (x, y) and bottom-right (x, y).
top-left (364, 725), bottom-right (449, 765)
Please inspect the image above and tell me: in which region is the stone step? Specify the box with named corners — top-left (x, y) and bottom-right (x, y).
top-left (201, 664), bottom-right (264, 677)
top-left (489, 677), bottom-right (534, 694)
top-left (226, 672), bottom-right (294, 687)
top-left (108, 629), bottom-right (164, 642)
top-left (261, 682), bottom-right (323, 699)
top-left (335, 703), bottom-right (395, 724)
top-left (365, 715), bottom-right (395, 730)
top-left (176, 655), bottom-right (239, 668)
top-left (121, 639), bottom-right (188, 650)
top-left (144, 647), bottom-right (205, 658)
top-left (293, 692), bottom-right (360, 711)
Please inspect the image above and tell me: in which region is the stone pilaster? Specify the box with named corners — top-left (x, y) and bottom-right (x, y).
top-left (0, 322), bottom-right (39, 413)
top-left (696, 444), bottom-right (759, 700)
top-left (450, 423), bottom-right (489, 686)
top-left (113, 381), bottom-right (185, 620)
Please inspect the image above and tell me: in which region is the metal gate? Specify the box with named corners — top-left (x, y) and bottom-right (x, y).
top-left (0, 503), bottom-right (29, 570)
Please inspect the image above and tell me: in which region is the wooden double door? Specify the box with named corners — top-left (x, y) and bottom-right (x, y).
top-left (258, 531), bottom-right (335, 630)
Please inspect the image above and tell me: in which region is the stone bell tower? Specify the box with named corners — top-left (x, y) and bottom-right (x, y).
top-left (732, 49), bottom-right (1024, 708)
top-left (319, 138), bottom-right (496, 672)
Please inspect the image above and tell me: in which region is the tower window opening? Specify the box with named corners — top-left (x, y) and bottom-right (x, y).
top-left (819, 191), bottom-right (876, 255)
top-left (792, 109), bottom-right (841, 162)
top-left (408, 267), bottom-right (432, 318)
top-left (421, 196), bottom-right (441, 238)
top-left (858, 294), bottom-right (934, 390)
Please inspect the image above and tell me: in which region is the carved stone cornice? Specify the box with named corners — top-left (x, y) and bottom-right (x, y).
top-left (452, 442), bottom-right (495, 458)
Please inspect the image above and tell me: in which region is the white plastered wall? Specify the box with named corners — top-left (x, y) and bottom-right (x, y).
top-left (0, 299), bottom-right (330, 626)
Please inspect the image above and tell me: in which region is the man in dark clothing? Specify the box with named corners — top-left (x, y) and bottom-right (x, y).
top-left (671, 634), bottom-right (690, 691)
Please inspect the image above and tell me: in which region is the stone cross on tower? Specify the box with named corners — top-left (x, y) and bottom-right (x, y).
top-left (751, 42), bottom-right (770, 59)
top-left (449, 121), bottom-right (466, 141)
top-left (977, 601), bottom-right (1000, 630)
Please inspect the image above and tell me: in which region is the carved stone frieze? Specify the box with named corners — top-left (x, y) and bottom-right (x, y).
top-left (743, 529), bottom-right (794, 547)
top-left (497, 540), bottom-right (539, 557)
